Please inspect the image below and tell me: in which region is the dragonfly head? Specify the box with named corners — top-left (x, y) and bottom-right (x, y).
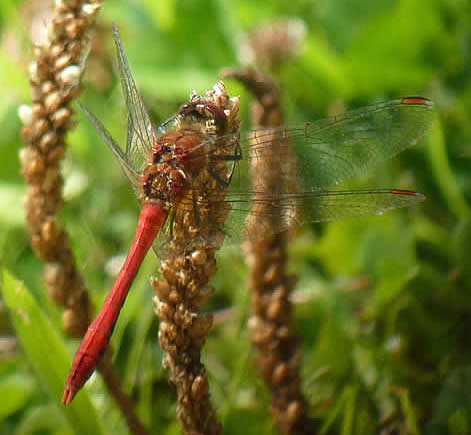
top-left (151, 99), bottom-right (229, 164)
top-left (177, 101), bottom-right (228, 137)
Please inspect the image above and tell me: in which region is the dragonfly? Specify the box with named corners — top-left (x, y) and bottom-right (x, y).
top-left (62, 24), bottom-right (433, 405)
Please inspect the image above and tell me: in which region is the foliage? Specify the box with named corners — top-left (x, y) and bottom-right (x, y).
top-left (1, 0), bottom-right (471, 434)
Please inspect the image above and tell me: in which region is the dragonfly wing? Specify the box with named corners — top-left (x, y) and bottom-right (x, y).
top-left (184, 189), bottom-right (425, 241)
top-left (298, 189), bottom-right (425, 223)
top-left (245, 97), bottom-right (433, 190)
top-left (112, 24), bottom-right (156, 173)
top-left (151, 210), bottom-right (174, 257)
top-left (77, 101), bottom-right (140, 190)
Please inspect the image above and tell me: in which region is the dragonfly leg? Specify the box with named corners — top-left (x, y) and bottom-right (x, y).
top-left (208, 142), bottom-right (243, 186)
top-left (168, 209), bottom-right (176, 238)
top-left (207, 166), bottom-right (233, 187)
top-left (192, 189), bottom-right (201, 226)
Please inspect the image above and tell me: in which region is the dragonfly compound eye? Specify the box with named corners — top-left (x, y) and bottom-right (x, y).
top-left (177, 101), bottom-right (228, 135)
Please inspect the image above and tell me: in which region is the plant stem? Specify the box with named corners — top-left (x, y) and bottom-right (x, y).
top-left (20, 3), bottom-right (148, 434)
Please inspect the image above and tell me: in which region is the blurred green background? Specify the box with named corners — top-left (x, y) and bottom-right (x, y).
top-left (1, 0), bottom-right (471, 434)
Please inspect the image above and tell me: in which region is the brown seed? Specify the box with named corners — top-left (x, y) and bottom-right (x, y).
top-left (52, 18), bottom-right (66, 38)
top-left (192, 285), bottom-right (214, 308)
top-left (28, 61), bottom-right (40, 85)
top-left (286, 400), bottom-right (303, 424)
top-left (45, 263), bottom-right (66, 304)
top-left (31, 85), bottom-right (42, 102)
top-left (41, 81), bottom-right (56, 96)
top-left (50, 43), bottom-right (64, 59)
top-left (204, 258), bottom-right (217, 277)
top-left (177, 269), bottom-right (190, 286)
top-left (24, 154), bottom-right (46, 177)
top-left (42, 168), bottom-right (60, 192)
top-left (67, 40), bottom-right (82, 58)
top-left (159, 321), bottom-right (177, 341)
top-left (41, 217), bottom-right (59, 243)
top-left (161, 353), bottom-right (173, 370)
top-left (32, 103), bottom-right (45, 119)
top-left (81, 3), bottom-right (101, 20)
top-left (47, 145), bottom-right (65, 163)
top-left (272, 285), bottom-right (285, 300)
top-left (161, 264), bottom-right (177, 285)
top-left (191, 375), bottom-right (208, 399)
top-left (252, 322), bottom-right (276, 344)
top-left (44, 90), bottom-right (61, 112)
top-left (168, 290), bottom-right (181, 304)
top-left (176, 303), bottom-right (187, 316)
top-left (263, 263), bottom-right (279, 284)
top-left (154, 297), bottom-right (174, 320)
top-left (247, 315), bottom-right (262, 332)
top-left (33, 118), bottom-right (50, 138)
top-left (272, 362), bottom-right (288, 385)
top-left (190, 249), bottom-right (207, 266)
top-left (60, 0), bottom-right (81, 8)
top-left (152, 278), bottom-right (170, 299)
top-left (50, 107), bottom-right (71, 128)
top-left (18, 105), bottom-right (33, 126)
top-left (56, 65), bottom-right (82, 86)
top-left (62, 309), bottom-right (84, 337)
top-left (65, 21), bottom-right (81, 40)
top-left (277, 325), bottom-right (290, 339)
top-left (18, 147), bottom-right (30, 168)
top-left (189, 314), bottom-right (213, 338)
top-left (39, 132), bottom-right (58, 151)
top-left (267, 299), bottom-right (282, 320)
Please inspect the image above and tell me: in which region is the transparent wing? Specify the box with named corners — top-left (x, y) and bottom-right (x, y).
top-left (170, 189), bottom-right (424, 244)
top-left (78, 25), bottom-right (161, 190)
top-left (242, 97), bottom-right (433, 191)
top-left (112, 24), bottom-right (156, 173)
top-left (77, 101), bottom-right (140, 191)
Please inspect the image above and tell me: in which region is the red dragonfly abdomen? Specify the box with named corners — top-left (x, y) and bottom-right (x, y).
top-left (62, 202), bottom-right (166, 405)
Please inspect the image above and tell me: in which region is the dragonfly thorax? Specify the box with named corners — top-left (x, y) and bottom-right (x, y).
top-left (151, 131), bottom-right (202, 165)
top-left (140, 158), bottom-right (188, 207)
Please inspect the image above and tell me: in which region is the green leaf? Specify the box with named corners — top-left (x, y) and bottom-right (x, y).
top-left (448, 408), bottom-right (470, 435)
top-left (0, 372), bottom-right (34, 418)
top-left (1, 268), bottom-right (105, 435)
top-left (397, 388), bottom-right (420, 435)
top-left (16, 404), bottom-right (71, 435)
top-left (0, 183), bottom-right (25, 227)
top-left (135, 67), bottom-right (218, 100)
top-left (426, 115), bottom-right (471, 219)
top-left (341, 385), bottom-right (357, 435)
top-left (320, 385), bottom-right (348, 434)
top-left (453, 218), bottom-right (471, 280)
top-left (143, 0), bottom-right (176, 30)
top-left (301, 35), bottom-right (352, 98)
